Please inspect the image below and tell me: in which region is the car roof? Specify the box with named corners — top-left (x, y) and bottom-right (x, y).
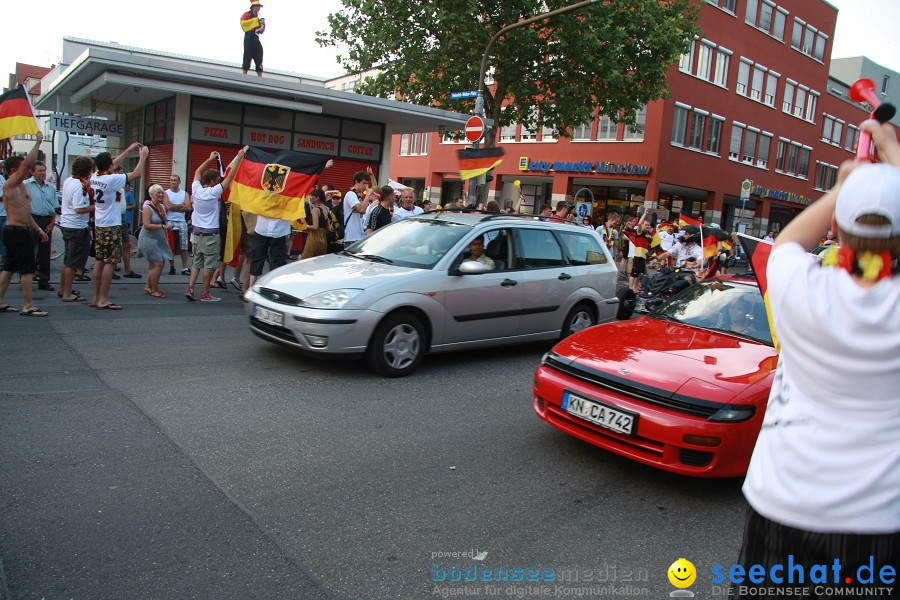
top-left (412, 211), bottom-right (596, 230)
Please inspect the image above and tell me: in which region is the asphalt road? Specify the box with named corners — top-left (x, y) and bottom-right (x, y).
top-left (0, 256), bottom-right (748, 600)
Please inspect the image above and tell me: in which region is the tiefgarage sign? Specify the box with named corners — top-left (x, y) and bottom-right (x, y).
top-left (50, 114), bottom-right (125, 136)
top-left (519, 156), bottom-right (651, 176)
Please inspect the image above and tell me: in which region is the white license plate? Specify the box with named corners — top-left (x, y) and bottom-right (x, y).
top-left (254, 305), bottom-right (284, 327)
top-left (562, 391), bottom-right (637, 436)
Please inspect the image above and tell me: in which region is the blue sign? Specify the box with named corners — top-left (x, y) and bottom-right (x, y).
top-left (450, 90), bottom-right (479, 99)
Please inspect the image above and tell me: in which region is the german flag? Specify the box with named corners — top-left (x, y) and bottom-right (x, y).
top-left (738, 233), bottom-right (779, 352)
top-left (230, 147), bottom-right (328, 221)
top-left (0, 85), bottom-right (38, 140)
top-left (650, 228), bottom-right (663, 254)
top-left (678, 212), bottom-right (701, 228)
top-left (458, 147), bottom-right (504, 181)
top-left (703, 233), bottom-right (719, 260)
top-left (722, 239), bottom-right (733, 253)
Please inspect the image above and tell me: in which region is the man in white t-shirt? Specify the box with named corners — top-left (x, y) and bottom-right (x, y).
top-left (392, 188), bottom-right (424, 222)
top-left (736, 121), bottom-right (900, 597)
top-left (342, 168), bottom-right (375, 247)
top-left (164, 173), bottom-right (191, 275)
top-left (58, 157), bottom-right (96, 302)
top-left (89, 143), bottom-right (148, 310)
top-left (185, 149), bottom-right (245, 302)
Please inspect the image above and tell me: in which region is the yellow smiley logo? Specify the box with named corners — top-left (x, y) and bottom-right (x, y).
top-left (668, 558), bottom-right (696, 588)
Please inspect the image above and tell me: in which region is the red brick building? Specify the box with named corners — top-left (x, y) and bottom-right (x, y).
top-left (389, 0), bottom-right (879, 237)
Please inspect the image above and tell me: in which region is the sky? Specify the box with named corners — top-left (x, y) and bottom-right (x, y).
top-left (4, 0), bottom-right (899, 86)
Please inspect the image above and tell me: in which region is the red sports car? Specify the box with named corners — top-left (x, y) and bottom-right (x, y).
top-left (533, 276), bottom-right (777, 477)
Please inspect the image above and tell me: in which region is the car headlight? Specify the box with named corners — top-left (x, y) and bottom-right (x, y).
top-left (303, 289), bottom-right (363, 309)
top-left (708, 405), bottom-right (756, 423)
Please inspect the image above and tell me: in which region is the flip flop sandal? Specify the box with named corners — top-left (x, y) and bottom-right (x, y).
top-left (96, 303), bottom-right (123, 310)
top-left (149, 291), bottom-right (167, 298)
top-left (61, 296), bottom-right (87, 303)
top-left (74, 274), bottom-right (91, 282)
top-left (0, 304), bottom-right (19, 313)
top-left (144, 287), bottom-right (152, 295)
top-left (20, 308), bottom-right (48, 317)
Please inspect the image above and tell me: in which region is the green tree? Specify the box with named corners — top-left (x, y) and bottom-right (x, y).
top-left (317, 0), bottom-right (698, 145)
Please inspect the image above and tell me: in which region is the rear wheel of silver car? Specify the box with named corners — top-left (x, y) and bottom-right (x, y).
top-left (367, 313), bottom-right (425, 377)
top-left (561, 303), bottom-right (596, 339)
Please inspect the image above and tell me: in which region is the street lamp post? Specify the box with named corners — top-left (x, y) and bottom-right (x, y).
top-left (467, 0), bottom-right (601, 207)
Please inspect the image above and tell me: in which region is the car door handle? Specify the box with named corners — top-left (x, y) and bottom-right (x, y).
top-left (501, 279), bottom-right (518, 287)
top-left (558, 273), bottom-right (572, 281)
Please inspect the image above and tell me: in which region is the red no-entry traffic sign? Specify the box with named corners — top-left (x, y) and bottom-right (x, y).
top-left (465, 116), bottom-right (485, 143)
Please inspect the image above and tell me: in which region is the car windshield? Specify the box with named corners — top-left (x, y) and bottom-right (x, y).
top-left (653, 280), bottom-right (773, 345)
top-left (345, 218), bottom-right (472, 269)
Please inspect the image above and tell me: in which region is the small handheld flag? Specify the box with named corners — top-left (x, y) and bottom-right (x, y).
top-left (737, 233), bottom-right (779, 352)
top-left (0, 85), bottom-right (39, 140)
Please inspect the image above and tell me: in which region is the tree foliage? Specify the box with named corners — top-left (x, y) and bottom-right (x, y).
top-left (317, 0), bottom-right (699, 146)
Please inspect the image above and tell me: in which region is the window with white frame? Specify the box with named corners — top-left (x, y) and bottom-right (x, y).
top-left (572, 122), bottom-right (592, 141)
top-left (673, 103), bottom-right (724, 155)
top-left (679, 38), bottom-right (731, 87)
top-left (783, 79), bottom-right (818, 121)
top-left (540, 122), bottom-right (556, 142)
top-left (707, 0), bottom-right (736, 13)
top-left (419, 132), bottom-right (429, 154)
top-left (844, 124), bottom-right (860, 152)
top-left (672, 104), bottom-right (689, 145)
top-left (713, 49), bottom-right (731, 87)
top-left (737, 59), bottom-right (779, 107)
top-left (623, 107), bottom-right (646, 141)
top-left (882, 75), bottom-right (891, 95)
top-left (707, 116), bottom-right (724, 155)
top-left (814, 161), bottom-right (838, 191)
top-left (597, 114), bottom-right (617, 140)
top-left (729, 122), bottom-right (772, 167)
top-left (775, 138), bottom-right (811, 177)
top-left (821, 114), bottom-right (844, 146)
top-left (400, 134), bottom-right (411, 155)
top-left (519, 108), bottom-right (538, 142)
top-left (746, 0), bottom-right (787, 40)
top-left (791, 18), bottom-right (828, 61)
top-left (500, 110), bottom-right (517, 143)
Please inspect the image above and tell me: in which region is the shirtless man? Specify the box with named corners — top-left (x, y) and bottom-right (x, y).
top-left (0, 133), bottom-right (49, 316)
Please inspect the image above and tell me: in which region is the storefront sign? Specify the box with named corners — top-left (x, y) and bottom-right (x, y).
top-left (751, 185), bottom-right (811, 206)
top-left (293, 133), bottom-right (339, 155)
top-left (519, 156), bottom-right (651, 176)
top-left (190, 120), bottom-right (240, 144)
top-left (243, 127), bottom-right (291, 150)
top-left (50, 114), bottom-right (124, 136)
top-left (340, 139), bottom-right (381, 161)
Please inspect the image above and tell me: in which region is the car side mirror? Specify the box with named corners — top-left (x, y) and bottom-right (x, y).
top-left (458, 261), bottom-right (490, 275)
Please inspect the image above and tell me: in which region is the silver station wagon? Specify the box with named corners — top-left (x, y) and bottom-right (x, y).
top-left (245, 212), bottom-right (619, 376)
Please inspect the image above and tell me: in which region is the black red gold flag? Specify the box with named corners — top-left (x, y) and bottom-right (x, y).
top-left (0, 85), bottom-right (38, 139)
top-left (737, 233), bottom-right (779, 352)
top-left (230, 147), bottom-right (329, 220)
top-left (457, 147), bottom-right (504, 181)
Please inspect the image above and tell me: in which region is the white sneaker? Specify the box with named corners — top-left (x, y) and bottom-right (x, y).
top-left (229, 278), bottom-right (243, 292)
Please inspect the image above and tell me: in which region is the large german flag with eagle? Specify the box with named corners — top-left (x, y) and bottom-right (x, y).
top-left (0, 85), bottom-right (38, 140)
top-left (737, 233), bottom-right (779, 352)
top-left (225, 147), bottom-right (329, 263)
top-left (229, 147), bottom-right (329, 221)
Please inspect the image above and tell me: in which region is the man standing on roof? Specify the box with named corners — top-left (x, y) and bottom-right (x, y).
top-left (240, 1), bottom-right (265, 76)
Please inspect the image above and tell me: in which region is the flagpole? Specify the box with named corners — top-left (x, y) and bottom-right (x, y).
top-left (699, 221), bottom-right (705, 269)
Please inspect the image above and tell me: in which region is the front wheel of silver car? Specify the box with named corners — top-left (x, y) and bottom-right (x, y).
top-left (561, 303), bottom-right (596, 339)
top-left (367, 313), bottom-right (425, 377)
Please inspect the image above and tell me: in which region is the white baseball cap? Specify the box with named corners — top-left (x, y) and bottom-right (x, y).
top-left (835, 163), bottom-right (900, 239)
